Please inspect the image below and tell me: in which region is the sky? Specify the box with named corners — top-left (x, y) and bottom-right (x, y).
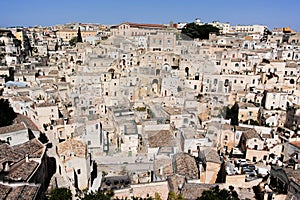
top-left (1, 0), bottom-right (299, 31)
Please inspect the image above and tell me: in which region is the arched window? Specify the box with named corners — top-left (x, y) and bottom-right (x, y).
top-left (224, 79), bottom-right (229, 87)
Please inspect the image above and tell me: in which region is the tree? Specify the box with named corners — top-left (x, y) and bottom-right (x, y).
top-left (197, 185), bottom-right (239, 200)
top-left (154, 192), bottom-right (162, 200)
top-left (168, 191), bottom-right (184, 200)
top-left (77, 27), bottom-right (83, 43)
top-left (69, 37), bottom-right (78, 46)
top-left (230, 102), bottom-right (239, 126)
top-left (50, 188), bottom-right (72, 200)
top-left (181, 23), bottom-right (220, 40)
top-left (0, 98), bottom-right (17, 127)
top-left (223, 102), bottom-right (239, 126)
top-left (80, 190), bottom-right (114, 200)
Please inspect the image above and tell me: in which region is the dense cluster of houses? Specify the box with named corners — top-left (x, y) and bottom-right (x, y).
top-left (0, 19), bottom-right (300, 199)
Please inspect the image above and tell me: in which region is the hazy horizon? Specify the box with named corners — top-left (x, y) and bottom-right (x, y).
top-left (1, 0), bottom-right (299, 31)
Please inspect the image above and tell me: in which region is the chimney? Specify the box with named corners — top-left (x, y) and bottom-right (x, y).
top-left (4, 162), bottom-right (10, 172)
top-left (26, 154), bottom-right (29, 162)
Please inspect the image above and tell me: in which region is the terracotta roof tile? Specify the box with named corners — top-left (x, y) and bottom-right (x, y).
top-left (290, 141), bottom-right (300, 149)
top-left (148, 130), bottom-right (176, 148)
top-left (14, 114), bottom-right (39, 132)
top-left (0, 123), bottom-right (27, 135)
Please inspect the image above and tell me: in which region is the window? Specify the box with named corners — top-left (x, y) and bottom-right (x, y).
top-left (88, 141), bottom-right (91, 145)
top-left (77, 169), bottom-right (81, 174)
top-left (184, 118), bottom-right (189, 124)
top-left (223, 79), bottom-right (229, 87)
top-left (263, 155), bottom-right (267, 160)
top-left (214, 79), bottom-right (218, 85)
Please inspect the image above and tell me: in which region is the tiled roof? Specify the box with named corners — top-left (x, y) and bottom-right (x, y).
top-left (203, 149), bottom-right (222, 164)
top-left (286, 168), bottom-right (300, 184)
top-left (243, 129), bottom-right (261, 140)
top-left (11, 96), bottom-right (32, 102)
top-left (148, 130), bottom-right (176, 148)
top-left (181, 183), bottom-right (217, 200)
top-left (13, 138), bottom-right (44, 158)
top-left (6, 160), bottom-right (39, 181)
top-left (290, 141), bottom-right (300, 149)
top-left (155, 156), bottom-right (173, 179)
top-left (16, 91), bottom-right (30, 96)
top-left (235, 126), bottom-right (252, 131)
top-left (14, 114), bottom-right (40, 132)
top-left (0, 184), bottom-right (11, 199)
top-left (222, 124), bottom-right (234, 130)
top-left (120, 22), bottom-right (167, 29)
top-left (57, 139), bottom-right (87, 158)
top-left (173, 153), bottom-right (199, 179)
top-left (262, 133), bottom-right (272, 139)
top-left (0, 143), bottom-right (23, 163)
top-left (239, 102), bottom-right (257, 109)
top-left (0, 184), bottom-right (39, 200)
top-left (0, 138), bottom-right (44, 164)
top-left (0, 123), bottom-right (27, 135)
top-left (36, 102), bottom-right (56, 107)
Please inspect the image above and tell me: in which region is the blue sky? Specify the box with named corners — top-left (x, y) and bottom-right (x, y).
top-left (1, 0), bottom-right (299, 31)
